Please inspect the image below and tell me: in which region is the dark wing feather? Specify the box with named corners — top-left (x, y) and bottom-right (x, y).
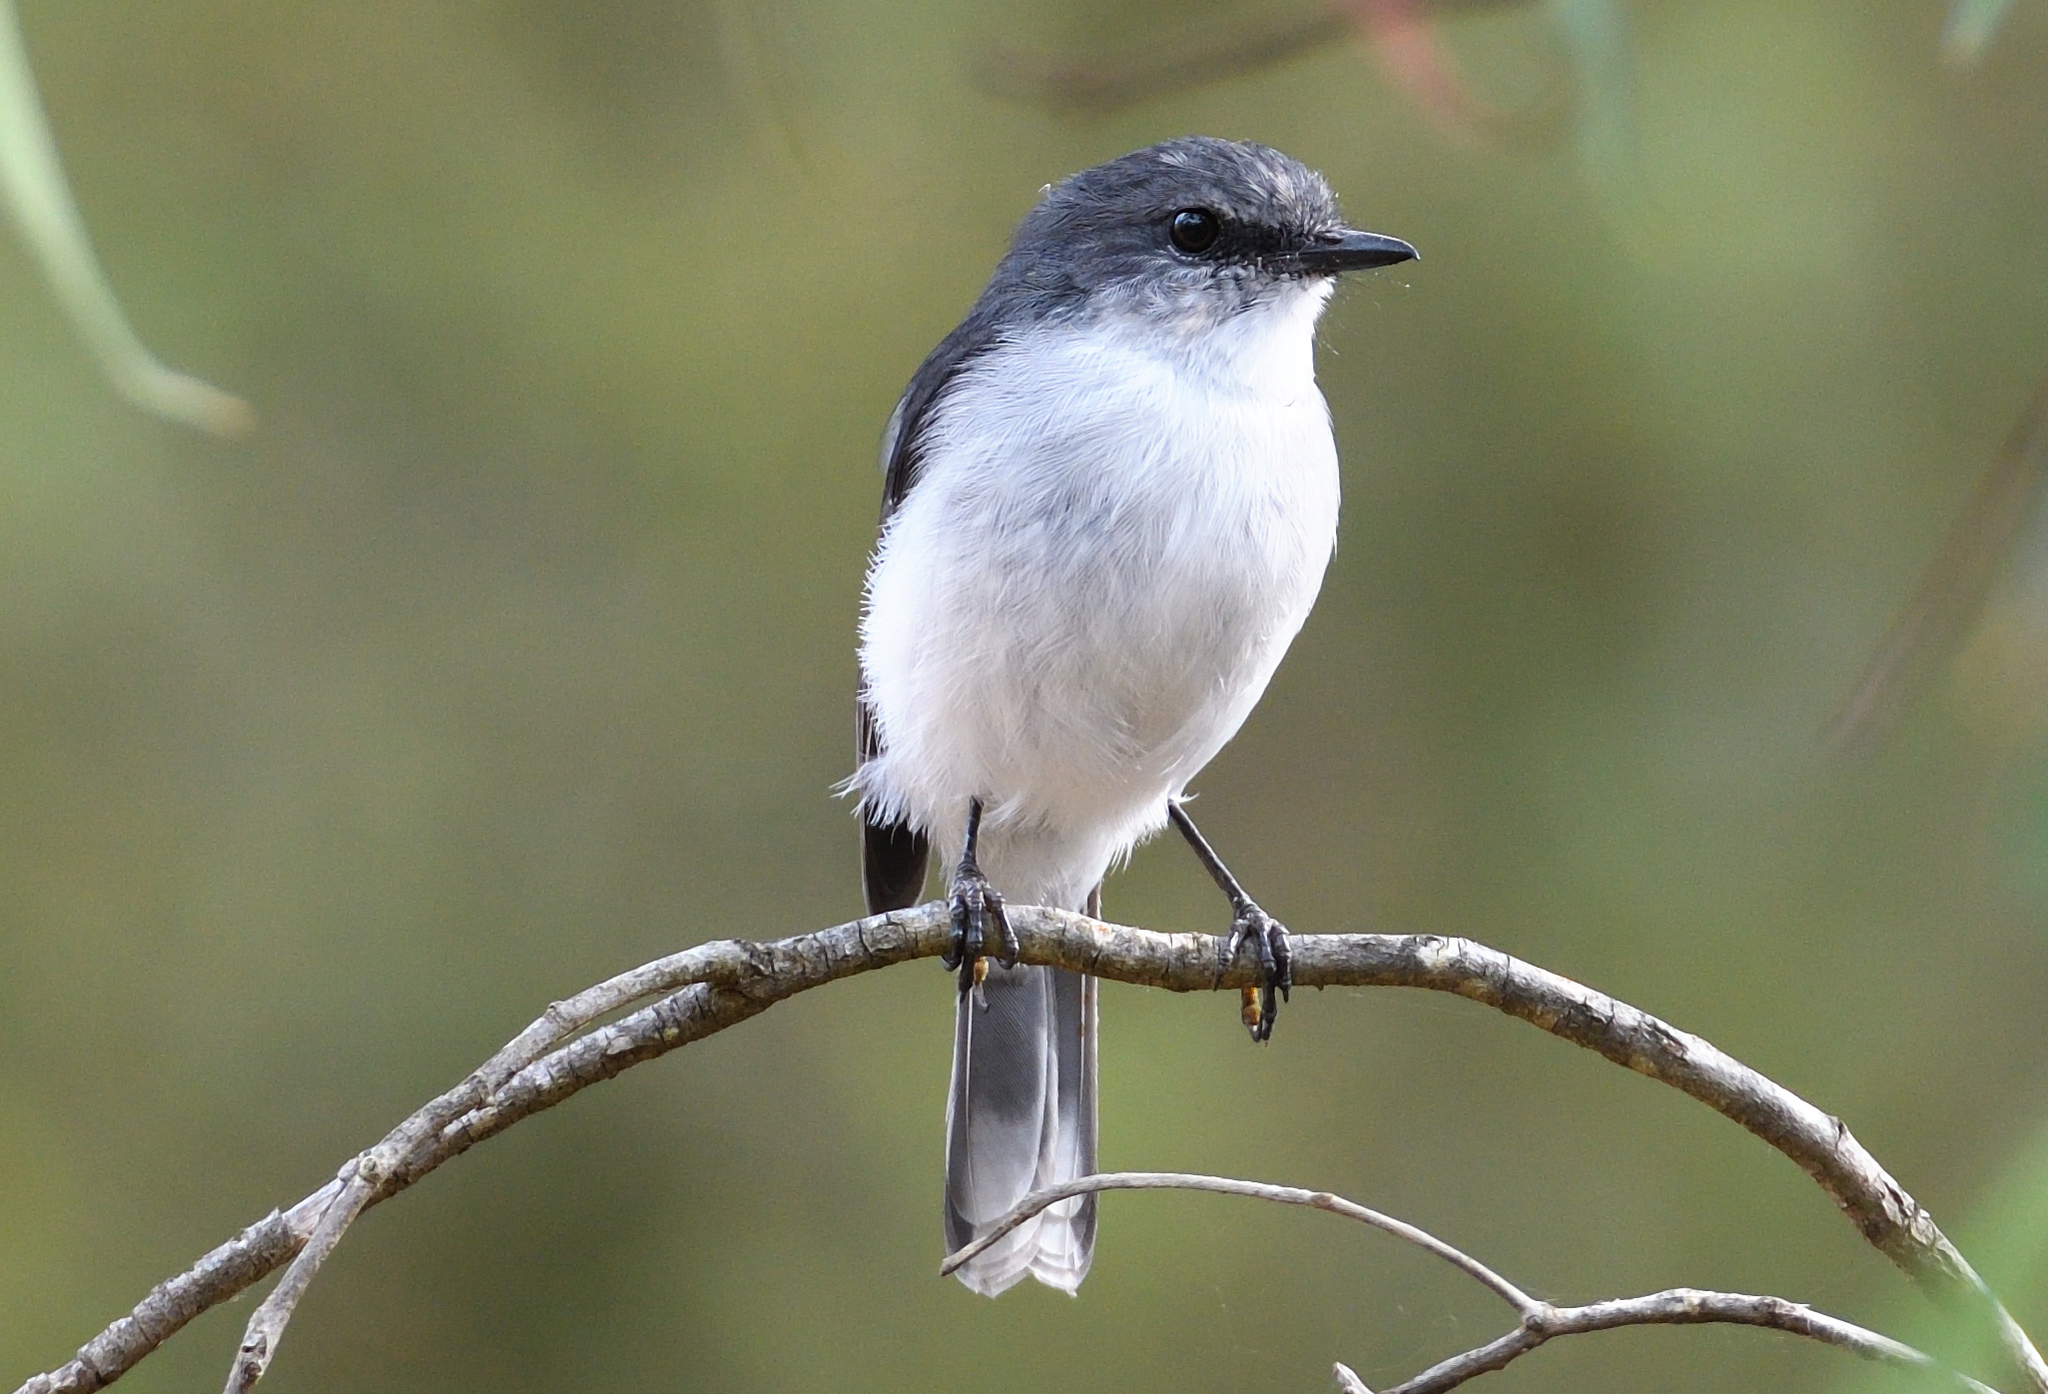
top-left (878, 309), bottom-right (1005, 517)
top-left (860, 697), bottom-right (929, 912)
top-left (858, 309), bottom-right (1007, 914)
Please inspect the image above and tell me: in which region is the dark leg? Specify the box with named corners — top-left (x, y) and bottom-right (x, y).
top-left (1167, 801), bottom-right (1292, 1042)
top-left (938, 797), bottom-right (1019, 995)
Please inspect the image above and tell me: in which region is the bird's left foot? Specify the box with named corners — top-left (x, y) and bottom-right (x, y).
top-left (1220, 900), bottom-right (1292, 1043)
top-left (945, 864), bottom-right (1018, 998)
top-left (939, 798), bottom-right (1017, 999)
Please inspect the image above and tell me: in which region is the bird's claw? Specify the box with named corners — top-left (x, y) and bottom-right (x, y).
top-left (944, 866), bottom-right (1017, 997)
top-left (1220, 901), bottom-right (1292, 1043)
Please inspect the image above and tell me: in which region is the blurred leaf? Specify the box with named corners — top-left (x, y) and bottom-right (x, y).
top-left (1943, 0), bottom-right (2018, 66)
top-left (0, 0), bottom-right (250, 435)
top-left (1340, 0), bottom-right (1528, 144)
top-left (1824, 375), bottom-right (2048, 758)
top-left (974, 0), bottom-right (1559, 130)
top-left (973, 7), bottom-right (1353, 117)
top-left (1546, 0), bottom-right (1635, 176)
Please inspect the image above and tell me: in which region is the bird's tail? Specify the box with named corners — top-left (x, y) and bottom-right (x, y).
top-left (943, 961), bottom-right (1098, 1296)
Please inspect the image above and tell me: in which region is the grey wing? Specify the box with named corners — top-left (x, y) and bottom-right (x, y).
top-left (877, 307), bottom-right (1002, 518)
top-left (857, 310), bottom-right (1005, 914)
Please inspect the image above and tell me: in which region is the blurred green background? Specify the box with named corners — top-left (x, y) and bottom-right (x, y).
top-left (5, 1), bottom-right (2048, 1390)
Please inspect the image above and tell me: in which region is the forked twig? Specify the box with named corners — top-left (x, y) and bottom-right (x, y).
top-left (216, 937), bottom-right (771, 1393)
top-left (948, 1171), bottom-right (2000, 1394)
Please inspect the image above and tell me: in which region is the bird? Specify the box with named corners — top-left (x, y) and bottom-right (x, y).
top-left (848, 136), bottom-right (1415, 1298)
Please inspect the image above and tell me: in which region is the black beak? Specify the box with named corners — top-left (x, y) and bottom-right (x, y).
top-left (1285, 228), bottom-right (1419, 274)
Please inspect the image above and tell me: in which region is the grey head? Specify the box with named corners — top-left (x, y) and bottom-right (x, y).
top-left (984, 136), bottom-right (1417, 328)
top-left (875, 137), bottom-right (1415, 516)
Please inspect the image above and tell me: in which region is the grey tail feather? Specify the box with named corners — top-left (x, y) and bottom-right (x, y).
top-left (943, 962), bottom-right (1098, 1296)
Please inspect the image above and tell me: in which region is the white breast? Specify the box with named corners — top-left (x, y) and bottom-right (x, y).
top-left (857, 285), bottom-right (1341, 905)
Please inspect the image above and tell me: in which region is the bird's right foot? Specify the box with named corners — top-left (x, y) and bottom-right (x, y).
top-left (1168, 800), bottom-right (1294, 1043)
top-left (1220, 898), bottom-right (1292, 1043)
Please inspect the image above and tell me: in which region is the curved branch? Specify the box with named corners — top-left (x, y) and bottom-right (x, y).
top-left (10, 905), bottom-right (2041, 1394)
top-left (949, 1171), bottom-right (1998, 1394)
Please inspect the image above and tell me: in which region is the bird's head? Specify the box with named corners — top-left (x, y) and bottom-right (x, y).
top-left (991, 137), bottom-right (1417, 333)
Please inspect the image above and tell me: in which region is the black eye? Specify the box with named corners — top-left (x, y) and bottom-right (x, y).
top-left (1169, 208), bottom-right (1221, 254)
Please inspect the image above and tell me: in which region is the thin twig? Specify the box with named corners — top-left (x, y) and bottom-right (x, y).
top-left (18, 938), bottom-right (778, 1394)
top-left (9, 906), bottom-right (2043, 1394)
top-left (951, 1171), bottom-right (1999, 1394)
top-left (217, 938), bottom-right (770, 1394)
top-left (1377, 1289), bottom-right (1999, 1394)
top-left (220, 1162), bottom-right (371, 1394)
top-left (940, 1171), bottom-right (1535, 1310)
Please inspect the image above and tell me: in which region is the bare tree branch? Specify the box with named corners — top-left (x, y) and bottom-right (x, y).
top-left (9, 905), bottom-right (2043, 1394)
top-left (949, 1171), bottom-right (1999, 1394)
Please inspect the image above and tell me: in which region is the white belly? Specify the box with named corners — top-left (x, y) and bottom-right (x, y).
top-left (857, 303), bottom-right (1340, 906)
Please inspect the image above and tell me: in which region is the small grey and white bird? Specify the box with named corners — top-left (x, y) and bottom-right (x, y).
top-left (850, 137), bottom-right (1415, 1297)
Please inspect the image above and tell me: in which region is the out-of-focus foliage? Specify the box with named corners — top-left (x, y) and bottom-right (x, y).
top-left (1547, 0), bottom-right (1634, 176)
top-left (4, 3), bottom-right (2048, 1393)
top-left (1824, 382), bottom-right (2048, 757)
top-left (0, 0), bottom-right (248, 434)
top-left (1945, 0), bottom-right (2020, 64)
